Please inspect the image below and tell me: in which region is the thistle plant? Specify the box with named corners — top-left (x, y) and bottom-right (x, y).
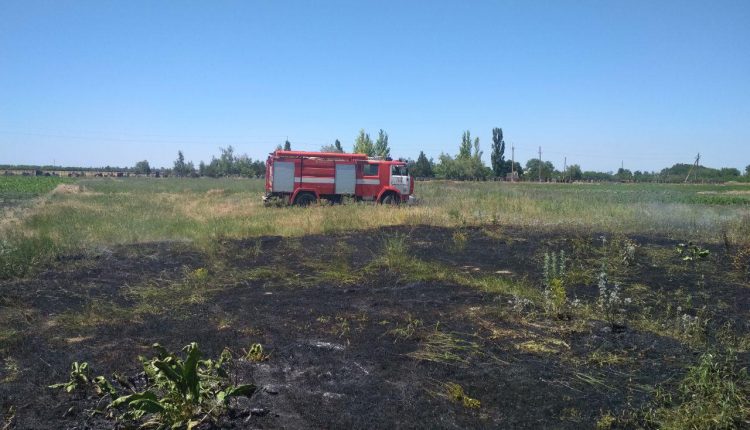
top-left (620, 239), bottom-right (638, 266)
top-left (542, 250), bottom-right (567, 316)
top-left (597, 270), bottom-right (631, 331)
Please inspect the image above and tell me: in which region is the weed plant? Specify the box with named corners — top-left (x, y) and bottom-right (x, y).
top-left (243, 343), bottom-right (268, 362)
top-left (597, 270), bottom-right (631, 331)
top-left (444, 382), bottom-right (481, 409)
top-left (542, 250), bottom-right (568, 316)
top-left (50, 342), bottom-right (255, 429)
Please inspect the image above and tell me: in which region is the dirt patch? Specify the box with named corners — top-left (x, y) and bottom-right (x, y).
top-left (697, 190), bottom-right (750, 195)
top-left (52, 184), bottom-right (83, 194)
top-left (0, 226), bottom-right (747, 428)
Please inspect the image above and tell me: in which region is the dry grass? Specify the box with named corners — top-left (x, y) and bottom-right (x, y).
top-left (2, 177), bottom-right (750, 279)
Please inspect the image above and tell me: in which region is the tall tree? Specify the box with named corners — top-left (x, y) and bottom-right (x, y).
top-left (133, 160), bottom-right (151, 175)
top-left (320, 140), bottom-right (344, 153)
top-left (411, 151), bottom-right (434, 178)
top-left (491, 127), bottom-right (506, 178)
top-left (283, 140), bottom-right (291, 151)
top-left (173, 151), bottom-right (187, 176)
top-left (218, 146), bottom-right (236, 175)
top-left (525, 159), bottom-right (555, 181)
top-left (353, 129), bottom-right (374, 156)
top-left (472, 137), bottom-right (482, 161)
top-left (469, 137), bottom-right (490, 180)
top-left (745, 165), bottom-right (750, 176)
top-left (373, 129), bottom-right (391, 158)
top-left (458, 131), bottom-right (473, 159)
top-left (565, 164), bottom-right (583, 181)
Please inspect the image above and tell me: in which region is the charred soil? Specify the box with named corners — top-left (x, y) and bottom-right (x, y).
top-left (1, 226), bottom-right (748, 429)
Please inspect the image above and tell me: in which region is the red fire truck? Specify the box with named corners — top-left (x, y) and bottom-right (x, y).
top-left (263, 150), bottom-right (414, 205)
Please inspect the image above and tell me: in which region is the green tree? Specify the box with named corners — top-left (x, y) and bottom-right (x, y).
top-left (320, 141), bottom-right (344, 153)
top-left (335, 139), bottom-right (343, 152)
top-left (615, 168), bottom-right (633, 181)
top-left (525, 159), bottom-right (555, 181)
top-left (469, 137), bottom-right (490, 180)
top-left (373, 129), bottom-right (391, 158)
top-left (565, 164), bottom-right (583, 181)
top-left (283, 140), bottom-right (291, 151)
top-left (133, 160), bottom-right (151, 175)
top-left (235, 155), bottom-right (256, 177)
top-left (411, 151), bottom-right (434, 178)
top-left (173, 151), bottom-right (194, 177)
top-left (434, 153), bottom-right (459, 179)
top-left (746, 165), bottom-right (750, 176)
top-left (582, 170), bottom-right (613, 181)
top-left (353, 129), bottom-right (374, 156)
top-left (472, 137), bottom-right (482, 161)
top-left (490, 127), bottom-right (506, 178)
top-left (218, 146), bottom-right (236, 176)
top-left (458, 131), bottom-right (473, 159)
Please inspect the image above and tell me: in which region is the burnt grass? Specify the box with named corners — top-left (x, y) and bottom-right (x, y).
top-left (1, 225), bottom-right (749, 429)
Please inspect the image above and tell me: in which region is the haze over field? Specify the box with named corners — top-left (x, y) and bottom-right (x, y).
top-left (1, 1), bottom-right (749, 171)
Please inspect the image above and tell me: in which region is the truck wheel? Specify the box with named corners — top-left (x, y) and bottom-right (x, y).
top-left (381, 192), bottom-right (400, 205)
top-left (294, 192), bottom-right (317, 206)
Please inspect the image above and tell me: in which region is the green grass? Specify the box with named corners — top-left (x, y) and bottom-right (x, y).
top-left (2, 177), bottom-right (750, 279)
top-left (647, 350), bottom-right (750, 429)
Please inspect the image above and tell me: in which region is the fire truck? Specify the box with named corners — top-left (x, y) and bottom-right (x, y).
top-left (263, 150), bottom-right (414, 205)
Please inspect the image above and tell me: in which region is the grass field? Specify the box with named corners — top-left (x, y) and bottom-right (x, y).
top-left (2, 178), bottom-right (750, 280)
top-left (1, 177), bottom-right (749, 428)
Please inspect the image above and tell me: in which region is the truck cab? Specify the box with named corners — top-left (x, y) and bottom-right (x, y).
top-left (355, 160), bottom-right (413, 204)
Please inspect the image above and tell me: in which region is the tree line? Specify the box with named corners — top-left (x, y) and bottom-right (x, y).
top-left (6, 128), bottom-right (747, 183)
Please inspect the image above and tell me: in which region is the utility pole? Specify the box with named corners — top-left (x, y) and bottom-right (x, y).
top-left (563, 156), bottom-right (567, 182)
top-left (537, 146), bottom-right (543, 182)
top-left (511, 144), bottom-right (515, 181)
top-left (684, 153), bottom-right (701, 183)
top-left (696, 153), bottom-right (700, 183)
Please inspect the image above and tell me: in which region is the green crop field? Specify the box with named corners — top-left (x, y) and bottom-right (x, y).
top-left (0, 176), bottom-right (74, 203)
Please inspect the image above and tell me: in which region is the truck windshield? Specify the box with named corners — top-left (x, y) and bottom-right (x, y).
top-left (391, 165), bottom-right (407, 176)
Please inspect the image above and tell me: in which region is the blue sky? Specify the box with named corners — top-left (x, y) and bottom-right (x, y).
top-left (1, 0), bottom-right (748, 171)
